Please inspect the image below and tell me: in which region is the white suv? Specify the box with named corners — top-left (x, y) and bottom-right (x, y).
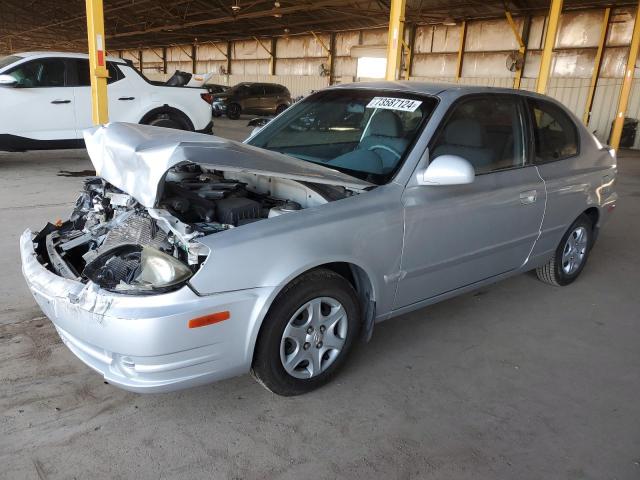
top-left (0, 52), bottom-right (214, 151)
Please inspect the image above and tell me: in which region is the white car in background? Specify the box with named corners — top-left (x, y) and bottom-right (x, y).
top-left (0, 51), bottom-right (214, 151)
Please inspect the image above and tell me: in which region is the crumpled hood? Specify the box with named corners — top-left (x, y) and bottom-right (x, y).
top-left (83, 122), bottom-right (373, 208)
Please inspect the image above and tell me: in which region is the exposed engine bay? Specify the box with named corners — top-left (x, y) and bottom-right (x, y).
top-left (34, 164), bottom-right (348, 294)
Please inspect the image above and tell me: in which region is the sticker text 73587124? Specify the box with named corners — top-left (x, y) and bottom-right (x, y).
top-left (366, 97), bottom-right (422, 112)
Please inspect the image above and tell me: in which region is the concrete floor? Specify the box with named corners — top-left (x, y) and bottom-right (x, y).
top-left (1, 118), bottom-right (639, 479)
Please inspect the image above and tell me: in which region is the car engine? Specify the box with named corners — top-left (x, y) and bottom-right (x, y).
top-left (34, 164), bottom-right (341, 293)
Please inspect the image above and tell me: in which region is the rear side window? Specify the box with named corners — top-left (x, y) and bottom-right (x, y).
top-left (6, 58), bottom-right (67, 87)
top-left (264, 84), bottom-right (287, 95)
top-left (72, 59), bottom-right (123, 86)
top-left (431, 95), bottom-right (525, 175)
top-left (249, 84), bottom-right (265, 96)
top-left (263, 84), bottom-right (278, 95)
top-left (528, 99), bottom-right (578, 162)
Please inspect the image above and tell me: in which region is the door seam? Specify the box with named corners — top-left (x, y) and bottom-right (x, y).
top-left (522, 165), bottom-right (547, 266)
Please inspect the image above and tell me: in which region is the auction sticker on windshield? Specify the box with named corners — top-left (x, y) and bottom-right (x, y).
top-left (366, 97), bottom-right (422, 112)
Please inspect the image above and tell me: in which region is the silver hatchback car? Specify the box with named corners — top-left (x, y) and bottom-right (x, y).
top-left (21, 82), bottom-right (617, 396)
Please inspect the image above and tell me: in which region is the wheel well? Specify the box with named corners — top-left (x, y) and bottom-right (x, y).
top-left (313, 262), bottom-right (376, 340)
top-left (584, 207), bottom-right (599, 228)
top-left (250, 262), bottom-right (377, 366)
top-left (139, 106), bottom-right (194, 131)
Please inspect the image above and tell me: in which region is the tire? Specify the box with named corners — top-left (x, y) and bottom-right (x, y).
top-left (251, 269), bottom-right (361, 396)
top-left (536, 214), bottom-right (594, 286)
top-left (275, 104), bottom-right (288, 115)
top-left (226, 103), bottom-right (241, 120)
top-left (145, 114), bottom-right (184, 130)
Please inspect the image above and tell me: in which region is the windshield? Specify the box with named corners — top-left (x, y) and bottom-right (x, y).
top-left (247, 89), bottom-right (437, 185)
top-left (0, 55), bottom-right (23, 71)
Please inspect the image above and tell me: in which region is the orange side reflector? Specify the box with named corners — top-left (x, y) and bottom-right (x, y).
top-left (188, 311), bottom-right (230, 329)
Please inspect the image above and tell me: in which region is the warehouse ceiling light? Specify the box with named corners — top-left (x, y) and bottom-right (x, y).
top-left (442, 17), bottom-right (457, 26)
top-left (231, 0), bottom-right (241, 12)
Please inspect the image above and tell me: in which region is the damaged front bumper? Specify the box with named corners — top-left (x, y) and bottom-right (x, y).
top-left (20, 229), bottom-right (274, 393)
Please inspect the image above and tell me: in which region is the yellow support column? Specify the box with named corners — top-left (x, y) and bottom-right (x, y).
top-left (611, 1), bottom-right (640, 150)
top-left (85, 0), bottom-right (109, 124)
top-left (385, 0), bottom-right (406, 81)
top-left (583, 7), bottom-right (610, 125)
top-left (536, 0), bottom-right (563, 94)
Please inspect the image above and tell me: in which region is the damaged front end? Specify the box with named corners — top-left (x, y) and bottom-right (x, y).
top-left (31, 122), bottom-right (369, 295)
top-left (34, 176), bottom-right (209, 295)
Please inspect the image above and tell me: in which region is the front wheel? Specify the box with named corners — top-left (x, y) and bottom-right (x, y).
top-left (251, 269), bottom-right (361, 396)
top-left (275, 104), bottom-right (288, 115)
top-left (536, 214), bottom-right (593, 286)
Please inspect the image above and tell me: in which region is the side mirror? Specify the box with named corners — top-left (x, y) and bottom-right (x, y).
top-left (418, 154), bottom-right (475, 186)
top-left (0, 74), bottom-right (18, 87)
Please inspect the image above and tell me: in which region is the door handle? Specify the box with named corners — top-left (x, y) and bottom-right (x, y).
top-left (118, 96), bottom-right (135, 101)
top-left (51, 99), bottom-right (71, 104)
top-left (520, 190), bottom-right (537, 205)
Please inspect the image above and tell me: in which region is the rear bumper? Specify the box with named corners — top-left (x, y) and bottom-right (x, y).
top-left (20, 229), bottom-right (275, 393)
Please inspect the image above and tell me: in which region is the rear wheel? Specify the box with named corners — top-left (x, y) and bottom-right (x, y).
top-left (145, 113), bottom-right (184, 130)
top-left (251, 269), bottom-right (361, 396)
top-left (536, 214), bottom-right (593, 286)
top-left (226, 103), bottom-right (241, 119)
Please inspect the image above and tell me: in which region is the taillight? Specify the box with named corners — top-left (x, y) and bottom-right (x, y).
top-left (200, 93), bottom-right (214, 104)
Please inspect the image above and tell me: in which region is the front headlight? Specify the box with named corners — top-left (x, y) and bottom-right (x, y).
top-left (83, 244), bottom-right (192, 294)
top-left (135, 247), bottom-right (192, 289)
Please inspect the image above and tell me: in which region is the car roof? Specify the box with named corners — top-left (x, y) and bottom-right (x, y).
top-left (329, 80), bottom-right (551, 101)
top-left (9, 51), bottom-right (126, 64)
top-left (234, 82), bottom-right (286, 87)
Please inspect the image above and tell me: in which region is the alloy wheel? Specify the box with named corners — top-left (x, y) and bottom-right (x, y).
top-left (562, 226), bottom-right (588, 275)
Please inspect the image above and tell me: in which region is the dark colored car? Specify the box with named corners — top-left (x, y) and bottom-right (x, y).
top-left (206, 83), bottom-right (229, 94)
top-left (212, 82), bottom-right (292, 119)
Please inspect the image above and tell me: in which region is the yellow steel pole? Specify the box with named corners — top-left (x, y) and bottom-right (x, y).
top-left (385, 0), bottom-right (406, 81)
top-left (610, 1), bottom-right (640, 150)
top-left (85, 0), bottom-right (109, 124)
top-left (536, 0), bottom-right (563, 94)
